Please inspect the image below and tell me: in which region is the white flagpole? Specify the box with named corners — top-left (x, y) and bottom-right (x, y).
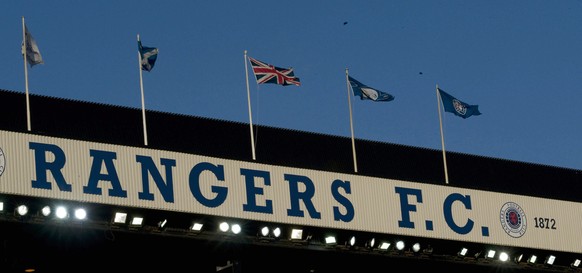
top-left (436, 84), bottom-right (449, 184)
top-left (345, 68), bottom-right (358, 173)
top-left (22, 16), bottom-right (32, 132)
top-left (137, 34), bottom-right (148, 146)
top-left (244, 50), bottom-right (256, 160)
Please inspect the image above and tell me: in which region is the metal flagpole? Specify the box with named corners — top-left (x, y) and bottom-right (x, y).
top-left (22, 16), bottom-right (32, 132)
top-left (345, 68), bottom-right (358, 173)
top-left (137, 34), bottom-right (148, 146)
top-left (244, 50), bottom-right (256, 160)
top-left (436, 84), bottom-right (449, 184)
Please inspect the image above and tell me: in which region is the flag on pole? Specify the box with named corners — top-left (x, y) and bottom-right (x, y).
top-left (22, 24), bottom-right (43, 67)
top-left (348, 76), bottom-right (394, 102)
top-left (248, 57), bottom-right (301, 86)
top-left (437, 88), bottom-right (481, 119)
top-left (138, 39), bottom-right (158, 72)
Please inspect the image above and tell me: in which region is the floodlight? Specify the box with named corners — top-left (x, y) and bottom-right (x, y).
top-left (130, 216), bottom-right (144, 227)
top-left (74, 208), bottom-right (87, 220)
top-left (527, 255), bottom-right (537, 264)
top-left (499, 252), bottom-right (509, 262)
top-left (324, 236), bottom-right (337, 246)
top-left (219, 222), bottom-right (230, 232)
top-left (55, 206), bottom-right (68, 219)
top-left (486, 250), bottom-right (496, 259)
top-left (514, 254), bottom-right (523, 263)
top-left (231, 223), bottom-right (241, 234)
top-left (15, 204), bottom-right (29, 216)
top-left (378, 242), bottom-right (390, 251)
top-left (395, 240), bottom-right (405, 251)
top-left (366, 238), bottom-right (376, 249)
top-left (458, 248), bottom-right (468, 257)
top-left (272, 227), bottom-right (281, 238)
top-left (190, 222), bottom-right (203, 232)
top-left (571, 259), bottom-right (581, 268)
top-left (260, 226), bottom-right (269, 237)
top-left (41, 206), bottom-right (51, 217)
top-left (348, 236), bottom-right (356, 247)
top-left (412, 243), bottom-right (421, 253)
top-left (113, 212), bottom-right (127, 224)
top-left (158, 219), bottom-right (168, 230)
top-left (290, 228), bottom-right (303, 240)
top-left (0, 201), bottom-right (4, 212)
top-left (544, 255), bottom-right (556, 265)
top-left (258, 226), bottom-right (281, 241)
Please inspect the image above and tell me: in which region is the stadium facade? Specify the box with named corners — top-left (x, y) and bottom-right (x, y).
top-left (0, 89), bottom-right (580, 273)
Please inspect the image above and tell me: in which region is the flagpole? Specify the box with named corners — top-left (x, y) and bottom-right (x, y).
top-left (22, 16), bottom-right (32, 132)
top-left (345, 68), bottom-right (358, 173)
top-left (436, 84), bottom-right (449, 184)
top-left (137, 34), bottom-right (148, 146)
top-left (244, 50), bottom-right (256, 160)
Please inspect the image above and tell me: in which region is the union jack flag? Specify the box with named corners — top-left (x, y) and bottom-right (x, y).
top-left (249, 57), bottom-right (301, 86)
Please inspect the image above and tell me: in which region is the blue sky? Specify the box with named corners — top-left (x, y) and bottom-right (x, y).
top-left (2, 1), bottom-right (582, 170)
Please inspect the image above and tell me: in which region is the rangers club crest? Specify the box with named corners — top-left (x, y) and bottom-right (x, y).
top-left (452, 99), bottom-right (467, 116)
top-left (499, 202), bottom-right (527, 238)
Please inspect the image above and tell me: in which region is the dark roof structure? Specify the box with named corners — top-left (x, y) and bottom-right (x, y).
top-left (0, 89), bottom-right (580, 273)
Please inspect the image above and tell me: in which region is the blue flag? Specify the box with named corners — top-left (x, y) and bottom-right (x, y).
top-left (22, 24), bottom-right (43, 67)
top-left (138, 39), bottom-right (158, 72)
top-left (438, 88), bottom-right (481, 119)
top-left (348, 76), bottom-right (394, 102)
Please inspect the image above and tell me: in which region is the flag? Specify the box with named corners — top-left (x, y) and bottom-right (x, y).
top-left (138, 40), bottom-right (158, 72)
top-left (348, 76), bottom-right (394, 102)
top-left (438, 88), bottom-right (481, 119)
top-left (249, 57), bottom-right (300, 86)
top-left (22, 25), bottom-right (43, 67)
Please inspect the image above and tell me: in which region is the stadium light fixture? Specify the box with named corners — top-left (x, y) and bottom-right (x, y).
top-left (571, 259), bottom-right (581, 268)
top-left (129, 216), bottom-right (144, 229)
top-left (157, 219), bottom-right (168, 231)
top-left (290, 228), bottom-right (303, 240)
top-left (41, 205), bottom-right (51, 217)
top-left (412, 243), bottom-right (421, 253)
top-left (348, 236), bottom-right (356, 247)
top-left (499, 252), bottom-right (509, 262)
top-left (219, 221), bottom-right (241, 234)
top-left (272, 227), bottom-right (281, 238)
top-left (190, 222), bottom-right (204, 232)
top-left (544, 255), bottom-right (556, 265)
top-left (231, 223), bottom-right (241, 234)
top-left (365, 238), bottom-right (376, 249)
top-left (486, 250), bottom-right (496, 260)
top-left (458, 247), bottom-right (468, 257)
top-left (112, 212), bottom-right (127, 224)
top-left (257, 226), bottom-right (282, 242)
top-left (74, 208), bottom-right (87, 220)
top-left (15, 204), bottom-right (29, 217)
top-left (378, 242), bottom-right (391, 252)
top-left (324, 236), bottom-right (337, 246)
top-left (527, 255), bottom-right (538, 264)
top-left (55, 206), bottom-right (68, 219)
top-left (219, 221), bottom-right (230, 232)
top-left (395, 240), bottom-right (405, 252)
top-left (514, 254), bottom-right (524, 264)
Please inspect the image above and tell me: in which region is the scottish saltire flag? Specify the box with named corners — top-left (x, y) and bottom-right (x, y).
top-left (249, 57), bottom-right (301, 86)
top-left (348, 76), bottom-right (394, 102)
top-left (138, 40), bottom-right (158, 72)
top-left (438, 88), bottom-right (481, 119)
top-left (22, 25), bottom-right (43, 67)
